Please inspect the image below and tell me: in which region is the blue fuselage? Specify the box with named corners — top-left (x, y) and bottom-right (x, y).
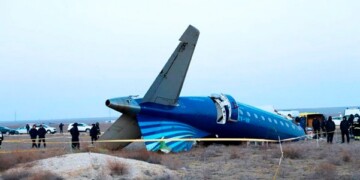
top-left (137, 96), bottom-right (305, 141)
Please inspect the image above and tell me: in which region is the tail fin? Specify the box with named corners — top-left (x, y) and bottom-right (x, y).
top-left (142, 25), bottom-right (200, 106)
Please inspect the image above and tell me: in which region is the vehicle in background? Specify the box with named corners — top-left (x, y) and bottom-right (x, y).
top-left (332, 116), bottom-right (342, 126)
top-left (16, 127), bottom-right (28, 134)
top-left (35, 124), bottom-right (57, 134)
top-left (16, 124), bottom-right (57, 134)
top-left (299, 112), bottom-right (325, 134)
top-left (67, 123), bottom-right (92, 133)
top-left (0, 126), bottom-right (19, 135)
top-left (344, 107), bottom-right (360, 117)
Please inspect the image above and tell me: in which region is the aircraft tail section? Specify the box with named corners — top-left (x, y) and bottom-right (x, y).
top-left (142, 25), bottom-right (200, 106)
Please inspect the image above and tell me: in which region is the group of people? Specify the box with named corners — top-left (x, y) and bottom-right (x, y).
top-left (29, 124), bottom-right (47, 148)
top-left (309, 114), bottom-right (360, 144)
top-left (21, 122), bottom-right (101, 150)
top-left (340, 114), bottom-right (360, 143)
top-left (69, 122), bottom-right (101, 150)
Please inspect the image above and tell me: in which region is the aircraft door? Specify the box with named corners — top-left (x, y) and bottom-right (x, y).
top-left (224, 95), bottom-right (239, 122)
top-left (211, 94), bottom-right (238, 124)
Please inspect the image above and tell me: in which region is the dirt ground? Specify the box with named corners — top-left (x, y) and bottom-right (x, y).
top-left (1, 123), bottom-right (360, 179)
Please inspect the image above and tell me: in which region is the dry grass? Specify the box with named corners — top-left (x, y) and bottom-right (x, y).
top-left (80, 142), bottom-right (110, 154)
top-left (107, 159), bottom-right (128, 176)
top-left (229, 146), bottom-right (240, 159)
top-left (118, 148), bottom-right (163, 164)
top-left (3, 127), bottom-right (360, 179)
top-left (1, 169), bottom-right (31, 180)
top-left (0, 148), bottom-right (67, 171)
top-left (161, 156), bottom-right (184, 170)
top-left (27, 171), bottom-right (64, 180)
top-left (341, 149), bottom-right (351, 162)
top-left (282, 144), bottom-right (306, 159)
top-left (311, 162), bottom-right (337, 180)
top-left (1, 169), bottom-right (63, 180)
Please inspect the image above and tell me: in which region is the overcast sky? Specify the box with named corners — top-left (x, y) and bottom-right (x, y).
top-left (1, 1), bottom-right (359, 121)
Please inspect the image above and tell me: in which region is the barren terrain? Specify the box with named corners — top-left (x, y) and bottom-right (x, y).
top-left (1, 123), bottom-right (359, 179)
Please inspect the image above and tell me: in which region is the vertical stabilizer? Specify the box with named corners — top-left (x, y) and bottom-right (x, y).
top-left (142, 25), bottom-right (200, 106)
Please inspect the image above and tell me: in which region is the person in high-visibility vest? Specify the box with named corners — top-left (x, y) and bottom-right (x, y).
top-left (0, 131), bottom-right (3, 149)
top-left (353, 114), bottom-right (360, 140)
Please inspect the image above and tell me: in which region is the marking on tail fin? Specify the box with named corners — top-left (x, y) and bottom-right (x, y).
top-left (142, 25), bottom-right (200, 106)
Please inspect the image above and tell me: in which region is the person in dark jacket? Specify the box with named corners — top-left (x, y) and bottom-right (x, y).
top-left (348, 114), bottom-right (354, 138)
top-left (312, 118), bottom-right (321, 139)
top-left (29, 125), bottom-right (38, 148)
top-left (340, 116), bottom-right (350, 143)
top-left (325, 116), bottom-right (336, 143)
top-left (321, 117), bottom-right (327, 138)
top-left (90, 124), bottom-right (98, 144)
top-left (59, 123), bottom-right (64, 134)
top-left (70, 123), bottom-right (80, 149)
top-left (26, 124), bottom-right (30, 134)
top-left (0, 131), bottom-right (3, 149)
top-left (37, 124), bottom-right (47, 148)
top-left (300, 116), bottom-right (306, 133)
top-left (95, 122), bottom-right (101, 139)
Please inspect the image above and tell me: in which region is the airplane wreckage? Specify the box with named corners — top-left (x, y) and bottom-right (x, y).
top-left (99, 25), bottom-right (305, 153)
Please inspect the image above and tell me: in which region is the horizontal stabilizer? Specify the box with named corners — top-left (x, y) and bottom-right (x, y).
top-left (142, 25), bottom-right (200, 106)
top-left (98, 114), bottom-right (141, 150)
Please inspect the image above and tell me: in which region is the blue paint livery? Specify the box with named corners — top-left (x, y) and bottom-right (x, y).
top-left (106, 95), bottom-right (305, 152)
top-left (102, 25), bottom-right (305, 152)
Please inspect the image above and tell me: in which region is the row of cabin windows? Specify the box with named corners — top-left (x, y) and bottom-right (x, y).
top-left (239, 109), bottom-right (296, 129)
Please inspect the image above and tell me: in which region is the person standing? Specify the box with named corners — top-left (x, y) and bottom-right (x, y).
top-left (325, 116), bottom-right (336, 143)
top-left (95, 122), bottom-right (101, 139)
top-left (37, 124), bottom-right (47, 148)
top-left (340, 116), bottom-right (350, 143)
top-left (90, 124), bottom-right (98, 144)
top-left (312, 118), bottom-right (321, 139)
top-left (70, 123), bottom-right (80, 149)
top-left (348, 114), bottom-right (355, 138)
top-left (59, 123), bottom-right (64, 134)
top-left (300, 116), bottom-right (306, 133)
top-left (29, 125), bottom-right (38, 148)
top-left (321, 117), bottom-right (327, 138)
top-left (0, 131), bottom-right (3, 149)
top-left (353, 114), bottom-right (360, 140)
top-left (26, 124), bottom-right (30, 134)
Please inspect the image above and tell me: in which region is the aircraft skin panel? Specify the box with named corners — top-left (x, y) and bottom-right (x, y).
top-left (139, 96), bottom-right (305, 143)
top-left (145, 135), bottom-right (192, 152)
top-left (137, 115), bottom-right (210, 152)
top-left (217, 101), bottom-right (305, 140)
top-left (142, 25), bottom-right (200, 106)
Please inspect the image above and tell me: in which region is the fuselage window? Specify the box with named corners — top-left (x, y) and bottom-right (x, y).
top-left (239, 109), bottom-right (243, 115)
top-left (286, 123), bottom-right (290, 127)
top-left (291, 124), bottom-right (295, 129)
top-left (261, 116), bottom-right (265, 120)
top-left (280, 121), bottom-right (284, 126)
top-left (268, 118), bottom-right (272, 123)
top-left (247, 112), bottom-right (251, 117)
top-left (254, 114), bottom-right (258, 119)
top-left (274, 119), bottom-right (278, 124)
